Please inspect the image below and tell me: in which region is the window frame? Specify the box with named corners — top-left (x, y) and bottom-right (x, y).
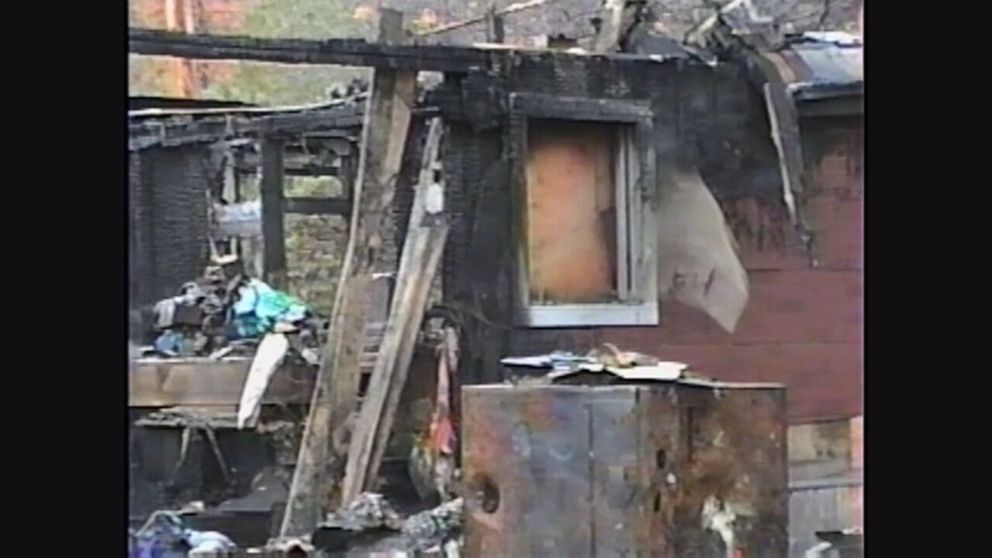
top-left (509, 93), bottom-right (658, 327)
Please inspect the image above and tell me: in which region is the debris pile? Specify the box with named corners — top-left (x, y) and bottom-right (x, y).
top-left (143, 258), bottom-right (324, 365)
top-left (401, 497), bottom-right (463, 553)
top-left (311, 493), bottom-right (405, 553)
top-left (129, 510), bottom-right (237, 558)
top-left (312, 494), bottom-right (463, 555)
top-left (501, 342), bottom-right (706, 384)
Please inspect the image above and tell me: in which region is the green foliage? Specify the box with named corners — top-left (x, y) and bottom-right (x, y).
top-left (241, 0), bottom-right (376, 41)
top-left (200, 0), bottom-right (376, 106)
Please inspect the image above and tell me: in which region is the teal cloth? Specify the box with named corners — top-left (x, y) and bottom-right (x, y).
top-left (231, 279), bottom-right (308, 338)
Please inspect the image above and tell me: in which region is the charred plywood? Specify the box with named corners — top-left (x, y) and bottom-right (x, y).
top-left (461, 382), bottom-right (787, 557)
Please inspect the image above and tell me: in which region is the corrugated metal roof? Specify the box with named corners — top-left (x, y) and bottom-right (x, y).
top-left (772, 32), bottom-right (863, 102)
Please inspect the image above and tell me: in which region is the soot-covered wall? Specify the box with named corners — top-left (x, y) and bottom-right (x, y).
top-left (433, 55), bottom-right (780, 380)
top-left (434, 55), bottom-right (861, 422)
top-left (129, 145), bottom-right (212, 311)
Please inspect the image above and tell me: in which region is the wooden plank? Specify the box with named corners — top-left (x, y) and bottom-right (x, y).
top-left (243, 143), bottom-right (355, 164)
top-left (129, 359), bottom-right (314, 407)
top-left (284, 197), bottom-right (351, 216)
top-left (339, 118), bottom-right (447, 504)
top-left (592, 0), bottom-right (626, 53)
top-left (745, 49), bottom-right (818, 265)
top-left (260, 137), bottom-right (287, 289)
top-left (237, 333), bottom-right (290, 429)
top-left (280, 9), bottom-right (416, 538)
top-left (764, 83), bottom-right (805, 226)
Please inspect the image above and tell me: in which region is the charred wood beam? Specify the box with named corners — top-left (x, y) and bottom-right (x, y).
top-left (283, 166), bottom-right (341, 177)
top-left (339, 117), bottom-right (447, 504)
top-left (284, 197), bottom-right (351, 216)
top-left (281, 9), bottom-right (417, 537)
top-left (235, 158), bottom-right (344, 176)
top-left (235, 162), bottom-right (342, 176)
top-left (129, 105), bottom-right (364, 151)
top-left (129, 28), bottom-right (684, 77)
top-left (234, 143), bottom-right (356, 172)
top-left (260, 138), bottom-right (287, 289)
top-left (129, 27), bottom-right (492, 72)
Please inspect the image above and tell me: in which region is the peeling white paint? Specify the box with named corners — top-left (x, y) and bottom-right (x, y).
top-left (702, 496), bottom-right (736, 558)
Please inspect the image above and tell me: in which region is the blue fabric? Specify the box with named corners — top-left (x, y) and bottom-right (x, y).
top-left (230, 279), bottom-right (309, 338)
top-left (153, 331), bottom-right (181, 355)
top-left (185, 529), bottom-right (237, 551)
top-left (130, 512), bottom-right (236, 558)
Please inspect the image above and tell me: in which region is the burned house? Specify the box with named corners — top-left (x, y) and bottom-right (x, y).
top-left (127, 7), bottom-right (862, 556)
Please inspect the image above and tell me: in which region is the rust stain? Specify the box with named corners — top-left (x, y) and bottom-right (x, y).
top-left (463, 385), bottom-right (787, 556)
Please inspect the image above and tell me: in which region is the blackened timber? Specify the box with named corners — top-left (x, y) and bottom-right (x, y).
top-left (485, 10), bottom-right (505, 43)
top-left (509, 93), bottom-right (652, 122)
top-left (280, 9), bottom-right (416, 537)
top-left (284, 197), bottom-right (351, 216)
top-left (284, 166), bottom-right (340, 177)
top-left (236, 163), bottom-right (342, 177)
top-left (339, 117), bottom-right (446, 504)
top-left (128, 27), bottom-right (692, 76)
top-left (129, 27), bottom-right (491, 72)
top-left (128, 105), bottom-right (363, 151)
top-left (235, 143), bottom-right (356, 173)
top-left (260, 138), bottom-right (287, 289)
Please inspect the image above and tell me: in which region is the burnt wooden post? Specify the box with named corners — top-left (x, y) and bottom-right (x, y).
top-left (280, 8), bottom-right (416, 537)
top-left (260, 137), bottom-right (287, 288)
top-left (339, 152), bottom-right (357, 204)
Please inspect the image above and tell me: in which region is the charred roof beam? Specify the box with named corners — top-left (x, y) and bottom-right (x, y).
top-left (129, 27), bottom-right (493, 73)
top-left (128, 105), bottom-right (364, 151)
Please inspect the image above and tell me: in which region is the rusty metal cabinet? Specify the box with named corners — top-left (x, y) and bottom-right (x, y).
top-left (461, 381), bottom-right (788, 557)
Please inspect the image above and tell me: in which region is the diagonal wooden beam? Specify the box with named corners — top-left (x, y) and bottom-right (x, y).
top-left (339, 117), bottom-right (447, 504)
top-left (279, 9), bottom-right (417, 538)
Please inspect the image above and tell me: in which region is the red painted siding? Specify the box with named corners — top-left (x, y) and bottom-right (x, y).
top-left (602, 121), bottom-right (864, 422)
